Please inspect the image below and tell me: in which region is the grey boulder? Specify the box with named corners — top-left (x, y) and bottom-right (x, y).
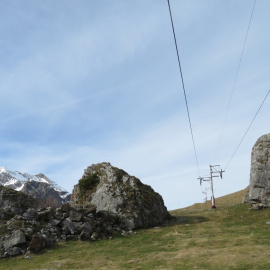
top-left (3, 230), bottom-right (26, 250)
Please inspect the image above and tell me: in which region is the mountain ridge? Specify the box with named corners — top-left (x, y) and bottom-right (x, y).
top-left (0, 166), bottom-right (70, 206)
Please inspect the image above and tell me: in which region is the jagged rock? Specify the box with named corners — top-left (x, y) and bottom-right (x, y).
top-left (71, 162), bottom-right (170, 230)
top-left (97, 210), bottom-right (119, 224)
top-left (60, 218), bottom-right (77, 235)
top-left (37, 207), bottom-right (54, 221)
top-left (55, 209), bottom-right (64, 220)
top-left (262, 191), bottom-right (270, 206)
top-left (61, 203), bottom-right (71, 214)
top-left (23, 209), bottom-right (38, 220)
top-left (249, 134), bottom-right (270, 207)
top-left (22, 227), bottom-right (34, 241)
top-left (81, 222), bottom-right (93, 234)
top-left (3, 230), bottom-right (26, 250)
top-left (70, 209), bottom-right (82, 222)
top-left (91, 232), bottom-right (99, 241)
top-left (29, 234), bottom-right (46, 253)
top-left (73, 222), bottom-right (93, 234)
top-left (7, 247), bottom-right (22, 256)
top-left (79, 231), bottom-right (91, 241)
top-left (49, 219), bottom-right (61, 227)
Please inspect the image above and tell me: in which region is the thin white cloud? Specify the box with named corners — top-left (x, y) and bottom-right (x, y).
top-left (0, 0), bottom-right (269, 210)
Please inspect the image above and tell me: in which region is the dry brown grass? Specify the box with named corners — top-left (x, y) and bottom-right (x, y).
top-left (184, 187), bottom-right (249, 210)
top-left (1, 187), bottom-right (270, 270)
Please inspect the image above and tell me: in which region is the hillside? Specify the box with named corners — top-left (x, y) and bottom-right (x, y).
top-left (183, 187), bottom-right (249, 210)
top-left (1, 188), bottom-right (270, 270)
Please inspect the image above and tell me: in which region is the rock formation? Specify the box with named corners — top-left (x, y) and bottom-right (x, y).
top-left (249, 133), bottom-right (270, 207)
top-left (0, 186), bottom-right (127, 259)
top-left (71, 162), bottom-right (170, 230)
top-left (0, 162), bottom-right (171, 259)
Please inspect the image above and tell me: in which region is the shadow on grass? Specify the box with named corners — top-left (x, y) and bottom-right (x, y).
top-left (168, 215), bottom-right (209, 226)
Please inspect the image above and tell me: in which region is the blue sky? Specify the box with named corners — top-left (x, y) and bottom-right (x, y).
top-left (0, 0), bottom-right (269, 210)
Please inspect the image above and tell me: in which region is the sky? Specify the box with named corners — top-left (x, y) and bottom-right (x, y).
top-left (0, 0), bottom-right (269, 210)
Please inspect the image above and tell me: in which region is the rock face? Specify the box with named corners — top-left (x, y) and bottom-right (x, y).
top-left (249, 133), bottom-right (270, 207)
top-left (71, 162), bottom-right (170, 229)
top-left (3, 230), bottom-right (26, 250)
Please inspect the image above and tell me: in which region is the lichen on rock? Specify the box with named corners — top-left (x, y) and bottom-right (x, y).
top-left (71, 162), bottom-right (171, 229)
top-left (249, 133), bottom-right (270, 207)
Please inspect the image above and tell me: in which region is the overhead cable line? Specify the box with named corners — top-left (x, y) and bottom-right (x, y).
top-left (167, 0), bottom-right (200, 176)
top-left (213, 0), bottom-right (257, 162)
top-left (225, 89), bottom-right (270, 170)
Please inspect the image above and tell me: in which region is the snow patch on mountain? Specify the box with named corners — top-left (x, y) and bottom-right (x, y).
top-left (0, 166), bottom-right (70, 204)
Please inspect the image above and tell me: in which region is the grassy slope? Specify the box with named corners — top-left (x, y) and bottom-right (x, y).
top-left (1, 188), bottom-right (270, 270)
top-left (185, 187), bottom-right (249, 210)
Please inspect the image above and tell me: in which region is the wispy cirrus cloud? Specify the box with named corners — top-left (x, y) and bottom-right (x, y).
top-left (0, 0), bottom-right (269, 210)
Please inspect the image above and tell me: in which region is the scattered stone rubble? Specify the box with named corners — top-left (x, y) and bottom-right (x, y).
top-left (0, 162), bottom-right (171, 259)
top-left (0, 203), bottom-right (127, 259)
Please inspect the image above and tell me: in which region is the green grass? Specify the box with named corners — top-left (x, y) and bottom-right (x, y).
top-left (1, 190), bottom-right (270, 269)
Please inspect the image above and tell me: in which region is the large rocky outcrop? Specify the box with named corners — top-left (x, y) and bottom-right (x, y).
top-left (71, 162), bottom-right (170, 230)
top-left (249, 133), bottom-right (270, 207)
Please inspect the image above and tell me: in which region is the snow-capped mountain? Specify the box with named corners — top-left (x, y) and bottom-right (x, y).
top-left (0, 167), bottom-right (70, 206)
